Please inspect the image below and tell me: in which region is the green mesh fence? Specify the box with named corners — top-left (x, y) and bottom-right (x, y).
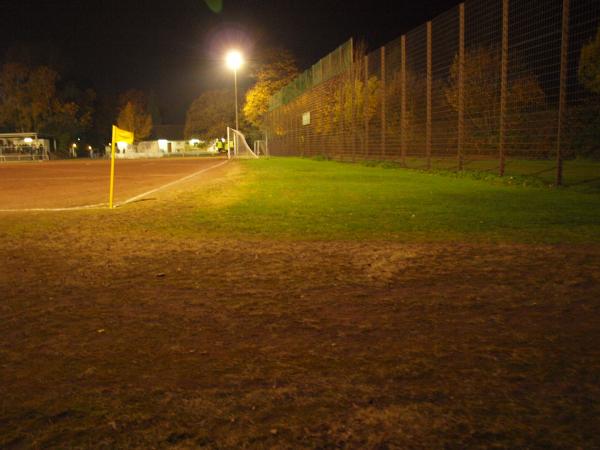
top-left (268, 40), bottom-right (353, 110)
top-left (265, 0), bottom-right (600, 188)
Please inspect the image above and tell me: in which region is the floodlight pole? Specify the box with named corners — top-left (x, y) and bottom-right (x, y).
top-left (234, 69), bottom-right (239, 131)
top-left (227, 127), bottom-right (231, 159)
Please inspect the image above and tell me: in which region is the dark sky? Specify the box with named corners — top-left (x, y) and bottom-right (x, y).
top-left (3, 0), bottom-right (460, 123)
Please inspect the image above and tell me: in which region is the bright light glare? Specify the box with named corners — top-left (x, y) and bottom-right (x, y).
top-left (225, 50), bottom-right (243, 71)
top-left (189, 139), bottom-right (200, 145)
top-left (158, 139), bottom-right (168, 151)
top-left (117, 142), bottom-right (128, 150)
top-left (24, 137), bottom-right (33, 143)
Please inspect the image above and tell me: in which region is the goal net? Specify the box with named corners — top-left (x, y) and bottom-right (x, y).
top-left (227, 127), bottom-right (259, 159)
top-left (253, 140), bottom-right (269, 157)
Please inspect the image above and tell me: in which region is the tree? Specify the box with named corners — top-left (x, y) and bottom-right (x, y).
top-left (90, 93), bottom-right (117, 148)
top-left (444, 46), bottom-right (545, 155)
top-left (0, 63), bottom-right (28, 131)
top-left (386, 69), bottom-right (434, 150)
top-left (243, 48), bottom-right (298, 129)
top-left (46, 84), bottom-right (95, 151)
top-left (184, 89), bottom-right (235, 139)
top-left (579, 26), bottom-right (600, 94)
top-left (566, 26), bottom-right (600, 158)
top-left (0, 63), bottom-right (58, 132)
top-left (312, 43), bottom-right (380, 138)
top-left (0, 62), bottom-right (94, 150)
top-left (116, 90), bottom-right (153, 141)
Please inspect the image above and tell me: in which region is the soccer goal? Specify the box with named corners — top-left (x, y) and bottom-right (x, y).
top-left (227, 127), bottom-right (259, 159)
top-left (253, 139), bottom-right (269, 157)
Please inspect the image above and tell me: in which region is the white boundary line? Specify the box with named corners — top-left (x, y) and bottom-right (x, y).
top-left (0, 159), bottom-right (229, 213)
top-left (115, 159), bottom-right (229, 207)
top-left (0, 203), bottom-right (107, 212)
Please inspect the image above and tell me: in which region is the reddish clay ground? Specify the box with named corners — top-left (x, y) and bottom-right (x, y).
top-left (0, 157), bottom-right (226, 209)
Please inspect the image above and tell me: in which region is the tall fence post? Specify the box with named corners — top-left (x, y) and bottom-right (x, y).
top-left (499, 0), bottom-right (509, 177)
top-left (401, 35), bottom-right (407, 166)
top-left (426, 21), bottom-right (432, 170)
top-left (381, 46), bottom-right (387, 158)
top-left (339, 81), bottom-right (345, 158)
top-left (364, 54), bottom-right (370, 158)
top-left (351, 60), bottom-right (356, 162)
top-left (288, 109), bottom-right (292, 156)
top-left (265, 130), bottom-right (269, 157)
top-left (457, 3), bottom-right (465, 171)
top-left (556, 0), bottom-right (570, 187)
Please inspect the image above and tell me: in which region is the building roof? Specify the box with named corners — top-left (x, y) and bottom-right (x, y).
top-left (0, 132), bottom-right (55, 139)
top-left (152, 124), bottom-right (184, 141)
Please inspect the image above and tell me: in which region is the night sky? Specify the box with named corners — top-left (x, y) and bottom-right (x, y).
top-left (3, 0), bottom-right (460, 123)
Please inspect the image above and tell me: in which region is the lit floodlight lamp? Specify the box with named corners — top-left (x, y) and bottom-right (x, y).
top-left (24, 137), bottom-right (33, 144)
top-left (189, 138), bottom-right (200, 145)
top-left (225, 50), bottom-right (244, 131)
top-left (225, 50), bottom-right (244, 71)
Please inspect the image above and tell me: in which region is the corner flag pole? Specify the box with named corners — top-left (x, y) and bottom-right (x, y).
top-left (109, 126), bottom-right (116, 208)
top-left (108, 125), bottom-right (134, 209)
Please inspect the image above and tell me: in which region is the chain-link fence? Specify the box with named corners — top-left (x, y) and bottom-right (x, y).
top-left (264, 0), bottom-right (600, 187)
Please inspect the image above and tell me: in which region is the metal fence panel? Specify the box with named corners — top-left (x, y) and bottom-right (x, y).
top-left (264, 0), bottom-right (600, 186)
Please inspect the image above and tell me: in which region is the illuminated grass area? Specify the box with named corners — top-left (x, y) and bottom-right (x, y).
top-left (177, 157), bottom-right (600, 243)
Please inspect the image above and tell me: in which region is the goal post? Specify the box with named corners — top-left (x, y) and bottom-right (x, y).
top-left (254, 139), bottom-right (269, 157)
top-left (227, 127), bottom-right (259, 159)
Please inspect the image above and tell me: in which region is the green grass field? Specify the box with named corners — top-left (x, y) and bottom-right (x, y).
top-left (134, 157), bottom-right (600, 244)
top-left (330, 156), bottom-right (600, 191)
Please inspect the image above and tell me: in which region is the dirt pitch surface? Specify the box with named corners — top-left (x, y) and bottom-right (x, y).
top-left (1, 166), bottom-right (599, 449)
top-left (0, 157), bottom-right (226, 209)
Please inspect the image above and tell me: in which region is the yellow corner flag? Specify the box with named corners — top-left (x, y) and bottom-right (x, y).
top-left (109, 125), bottom-right (134, 208)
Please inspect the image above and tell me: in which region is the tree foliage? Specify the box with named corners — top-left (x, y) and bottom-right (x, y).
top-left (445, 46), bottom-right (545, 154)
top-left (116, 89), bottom-right (153, 141)
top-left (579, 27), bottom-right (600, 94)
top-left (184, 89), bottom-right (235, 139)
top-left (566, 27), bottom-right (600, 158)
top-left (46, 84), bottom-right (95, 151)
top-left (0, 62), bottom-right (94, 149)
top-left (385, 69), bottom-right (445, 147)
top-left (0, 63), bottom-right (59, 131)
top-left (313, 74), bottom-right (380, 137)
top-left (243, 49), bottom-right (298, 129)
